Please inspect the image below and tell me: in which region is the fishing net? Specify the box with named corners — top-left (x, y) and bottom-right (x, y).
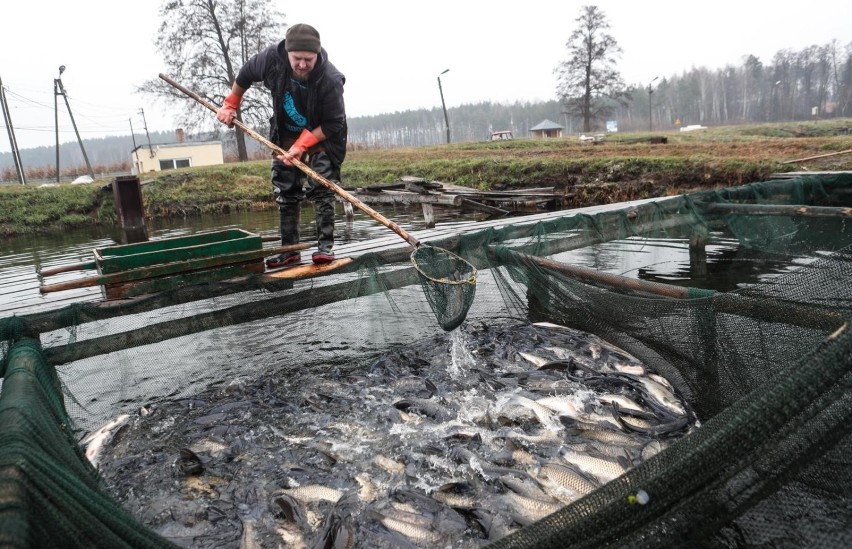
top-left (411, 244), bottom-right (478, 331)
top-left (0, 172), bottom-right (851, 548)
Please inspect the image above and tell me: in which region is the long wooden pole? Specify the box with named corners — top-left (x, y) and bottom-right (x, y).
top-left (500, 249), bottom-right (844, 331)
top-left (509, 251), bottom-right (703, 299)
top-left (703, 203), bottom-right (852, 218)
top-left (781, 148), bottom-right (852, 164)
top-left (159, 73), bottom-right (420, 248)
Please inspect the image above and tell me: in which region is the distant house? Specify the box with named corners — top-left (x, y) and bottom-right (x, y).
top-left (131, 130), bottom-right (224, 174)
top-left (529, 119), bottom-right (563, 139)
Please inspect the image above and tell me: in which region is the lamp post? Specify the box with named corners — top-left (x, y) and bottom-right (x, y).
top-left (437, 69), bottom-right (450, 144)
top-left (560, 110), bottom-right (571, 136)
top-left (648, 76), bottom-right (659, 133)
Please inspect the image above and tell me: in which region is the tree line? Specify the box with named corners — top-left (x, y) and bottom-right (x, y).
top-left (3, 2), bottom-right (850, 178)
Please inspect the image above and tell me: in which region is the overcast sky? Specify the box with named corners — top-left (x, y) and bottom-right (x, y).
top-left (1, 0), bottom-right (849, 152)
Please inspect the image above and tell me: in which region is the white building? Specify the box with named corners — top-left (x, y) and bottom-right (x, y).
top-left (131, 132), bottom-right (224, 174)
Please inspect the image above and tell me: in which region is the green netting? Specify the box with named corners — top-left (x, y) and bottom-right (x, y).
top-left (411, 244), bottom-right (478, 331)
top-left (0, 173), bottom-right (851, 547)
top-left (0, 319), bottom-right (176, 548)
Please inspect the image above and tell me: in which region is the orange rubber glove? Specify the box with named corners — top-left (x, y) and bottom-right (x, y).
top-left (216, 92), bottom-right (242, 127)
top-left (282, 128), bottom-right (319, 166)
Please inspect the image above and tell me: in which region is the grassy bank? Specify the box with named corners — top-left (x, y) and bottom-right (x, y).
top-left (2, 119), bottom-right (850, 237)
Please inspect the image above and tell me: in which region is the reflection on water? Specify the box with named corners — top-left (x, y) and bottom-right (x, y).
top-left (556, 234), bottom-right (809, 294)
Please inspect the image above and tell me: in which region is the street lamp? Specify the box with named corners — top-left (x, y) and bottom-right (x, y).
top-left (560, 110), bottom-right (571, 136)
top-left (648, 76), bottom-right (659, 133)
top-left (437, 69), bottom-right (450, 144)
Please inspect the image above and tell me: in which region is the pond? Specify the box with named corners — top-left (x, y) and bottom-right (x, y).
top-left (0, 200), bottom-right (815, 317)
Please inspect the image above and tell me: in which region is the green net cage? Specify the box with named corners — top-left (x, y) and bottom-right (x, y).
top-left (1, 173), bottom-right (850, 548)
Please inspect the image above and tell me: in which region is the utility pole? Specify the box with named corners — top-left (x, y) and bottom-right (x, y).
top-left (648, 76), bottom-right (659, 133)
top-left (437, 69), bottom-right (450, 144)
top-left (54, 65), bottom-right (94, 181)
top-left (129, 118), bottom-right (141, 174)
top-left (0, 76), bottom-right (26, 184)
top-left (139, 108), bottom-right (154, 157)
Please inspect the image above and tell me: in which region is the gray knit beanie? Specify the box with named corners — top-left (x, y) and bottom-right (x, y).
top-left (285, 24), bottom-right (321, 53)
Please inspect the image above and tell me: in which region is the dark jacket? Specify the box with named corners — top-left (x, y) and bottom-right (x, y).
top-left (235, 39), bottom-right (347, 167)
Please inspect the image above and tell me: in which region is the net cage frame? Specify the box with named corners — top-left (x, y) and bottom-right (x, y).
top-left (0, 172), bottom-right (851, 547)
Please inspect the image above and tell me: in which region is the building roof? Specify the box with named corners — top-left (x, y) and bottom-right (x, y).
top-left (529, 119), bottom-right (563, 131)
top-left (131, 141), bottom-right (222, 154)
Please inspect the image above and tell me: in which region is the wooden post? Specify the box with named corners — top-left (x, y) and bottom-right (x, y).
top-left (689, 225), bottom-right (709, 278)
top-left (422, 203), bottom-right (435, 227)
top-left (112, 175), bottom-right (148, 243)
top-left (343, 202), bottom-right (354, 221)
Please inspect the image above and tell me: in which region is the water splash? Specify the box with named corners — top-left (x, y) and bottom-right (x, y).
top-left (448, 328), bottom-right (476, 378)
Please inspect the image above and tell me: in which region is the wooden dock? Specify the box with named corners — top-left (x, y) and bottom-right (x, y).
top-left (340, 176), bottom-right (567, 224)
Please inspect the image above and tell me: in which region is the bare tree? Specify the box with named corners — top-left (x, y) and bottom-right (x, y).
top-left (138, 0), bottom-right (285, 161)
top-left (555, 5), bottom-right (628, 133)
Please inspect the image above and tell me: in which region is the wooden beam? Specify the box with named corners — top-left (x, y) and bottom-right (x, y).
top-left (44, 266), bottom-right (418, 365)
top-left (347, 191), bottom-right (462, 207)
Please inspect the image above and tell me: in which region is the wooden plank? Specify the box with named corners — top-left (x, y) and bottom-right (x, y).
top-left (38, 261), bottom-right (97, 277)
top-left (348, 190), bottom-right (462, 206)
top-left (262, 257), bottom-right (354, 280)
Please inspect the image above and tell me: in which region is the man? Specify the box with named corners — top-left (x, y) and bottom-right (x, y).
top-left (216, 23), bottom-right (346, 267)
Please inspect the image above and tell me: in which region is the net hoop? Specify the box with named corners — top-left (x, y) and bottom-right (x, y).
top-left (410, 245), bottom-right (478, 285)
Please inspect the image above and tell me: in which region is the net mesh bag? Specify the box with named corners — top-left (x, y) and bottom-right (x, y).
top-left (410, 244), bottom-right (478, 331)
top-left (0, 172), bottom-right (850, 547)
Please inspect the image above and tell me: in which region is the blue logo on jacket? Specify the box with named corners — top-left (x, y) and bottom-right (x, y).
top-left (283, 91), bottom-right (307, 133)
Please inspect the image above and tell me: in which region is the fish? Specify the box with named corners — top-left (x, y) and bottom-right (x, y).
top-left (536, 394), bottom-right (623, 431)
top-left (310, 494), bottom-right (358, 549)
top-left (614, 373), bottom-right (687, 417)
top-left (355, 472), bottom-right (380, 503)
top-left (596, 392), bottom-right (650, 418)
top-left (502, 490), bottom-right (563, 523)
top-left (367, 508), bottom-right (444, 544)
top-left (431, 481), bottom-right (480, 510)
top-left (373, 454), bottom-right (406, 475)
top-left (560, 448), bottom-right (631, 484)
top-left (278, 484), bottom-right (345, 504)
top-left (81, 413), bottom-right (130, 468)
top-left (275, 493), bottom-right (310, 530)
top-left (393, 397), bottom-right (457, 422)
top-left (518, 351), bottom-right (549, 368)
top-left (536, 461), bottom-right (600, 498)
top-left (503, 395), bottom-right (561, 430)
top-left (492, 438), bottom-right (539, 468)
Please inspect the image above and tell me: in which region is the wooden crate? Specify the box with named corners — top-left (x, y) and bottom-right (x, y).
top-left (93, 229), bottom-right (265, 299)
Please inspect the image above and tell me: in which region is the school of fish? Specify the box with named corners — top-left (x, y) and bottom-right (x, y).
top-left (92, 320), bottom-right (699, 548)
